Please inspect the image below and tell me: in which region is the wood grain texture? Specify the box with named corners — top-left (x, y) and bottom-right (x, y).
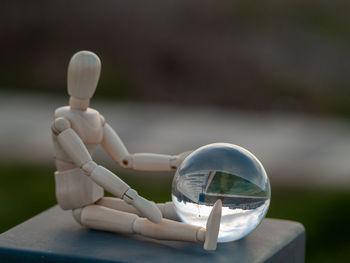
top-left (54, 168), bottom-right (103, 210)
top-left (97, 198), bottom-right (179, 221)
top-left (132, 153), bottom-right (172, 171)
top-left (56, 128), bottom-right (92, 167)
top-left (101, 123), bottom-right (130, 166)
top-left (67, 50), bottom-right (101, 101)
top-left (90, 165), bottom-right (130, 198)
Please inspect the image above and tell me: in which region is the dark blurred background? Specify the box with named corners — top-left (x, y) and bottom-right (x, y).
top-left (1, 1), bottom-right (350, 262)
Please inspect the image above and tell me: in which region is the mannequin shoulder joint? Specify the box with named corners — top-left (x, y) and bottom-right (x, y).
top-left (52, 117), bottom-right (71, 135)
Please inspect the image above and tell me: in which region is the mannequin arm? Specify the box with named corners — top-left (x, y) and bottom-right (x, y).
top-left (52, 117), bottom-right (162, 223)
top-left (101, 122), bottom-right (191, 171)
top-left (130, 151), bottom-right (192, 171)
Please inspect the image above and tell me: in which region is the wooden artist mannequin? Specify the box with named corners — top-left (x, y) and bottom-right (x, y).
top-left (51, 50), bottom-right (222, 250)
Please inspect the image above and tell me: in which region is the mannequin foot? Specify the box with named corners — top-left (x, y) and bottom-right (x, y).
top-left (203, 199), bottom-right (222, 251)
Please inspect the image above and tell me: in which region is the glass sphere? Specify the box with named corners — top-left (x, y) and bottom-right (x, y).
top-left (172, 143), bottom-right (270, 242)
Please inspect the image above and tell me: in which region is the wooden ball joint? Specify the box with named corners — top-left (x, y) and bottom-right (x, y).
top-left (52, 50), bottom-right (222, 250)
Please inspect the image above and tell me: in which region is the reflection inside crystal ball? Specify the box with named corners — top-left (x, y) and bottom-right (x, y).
top-left (172, 143), bottom-right (270, 242)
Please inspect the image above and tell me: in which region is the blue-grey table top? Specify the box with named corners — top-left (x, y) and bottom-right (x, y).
top-left (0, 205), bottom-right (305, 263)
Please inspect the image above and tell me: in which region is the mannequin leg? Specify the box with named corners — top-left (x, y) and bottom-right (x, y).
top-left (73, 204), bottom-right (205, 242)
top-left (96, 197), bottom-right (179, 221)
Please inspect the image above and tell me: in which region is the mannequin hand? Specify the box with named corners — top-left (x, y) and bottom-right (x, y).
top-left (123, 189), bottom-right (162, 223)
top-left (170, 150), bottom-right (192, 169)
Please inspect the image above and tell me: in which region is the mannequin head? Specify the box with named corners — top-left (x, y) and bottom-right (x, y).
top-left (67, 51), bottom-right (101, 110)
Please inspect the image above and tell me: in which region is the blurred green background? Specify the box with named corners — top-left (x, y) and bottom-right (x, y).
top-left (1, 1), bottom-right (350, 262)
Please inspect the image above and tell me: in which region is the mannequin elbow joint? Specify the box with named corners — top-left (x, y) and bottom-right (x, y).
top-left (52, 117), bottom-right (71, 135)
top-left (121, 155), bottom-right (133, 168)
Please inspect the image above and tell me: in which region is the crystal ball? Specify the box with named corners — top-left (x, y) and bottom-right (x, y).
top-left (172, 143), bottom-right (270, 242)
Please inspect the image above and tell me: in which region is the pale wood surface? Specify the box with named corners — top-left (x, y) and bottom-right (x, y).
top-left (90, 165), bottom-right (130, 198)
top-left (96, 198), bottom-right (179, 221)
top-left (52, 51), bottom-right (195, 228)
top-left (77, 202), bottom-right (202, 242)
top-left (67, 51), bottom-right (101, 102)
top-left (54, 168), bottom-right (103, 210)
top-left (101, 123), bottom-right (130, 165)
top-left (204, 199), bottom-right (222, 251)
top-left (57, 128), bottom-right (93, 167)
top-left (132, 153), bottom-right (173, 171)
top-left (81, 205), bottom-right (138, 234)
